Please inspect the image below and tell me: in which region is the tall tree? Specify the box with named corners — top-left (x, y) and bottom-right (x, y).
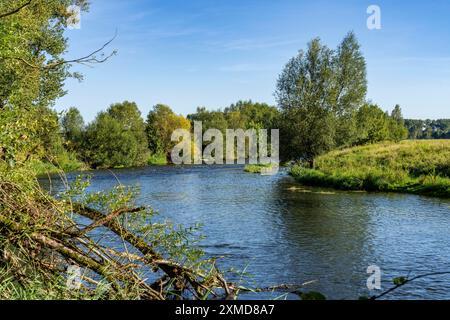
top-left (333, 32), bottom-right (368, 146)
top-left (391, 104), bottom-right (405, 125)
top-left (0, 0), bottom-right (113, 167)
top-left (276, 38), bottom-right (336, 166)
top-left (276, 33), bottom-right (371, 164)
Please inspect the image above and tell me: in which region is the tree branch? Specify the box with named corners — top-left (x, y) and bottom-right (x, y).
top-left (371, 271), bottom-right (450, 300)
top-left (0, 0), bottom-right (32, 19)
top-left (0, 32), bottom-right (118, 70)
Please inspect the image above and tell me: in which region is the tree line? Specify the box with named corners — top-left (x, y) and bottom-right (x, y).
top-left (57, 100), bottom-right (279, 168)
top-left (404, 119), bottom-right (450, 140)
top-left (55, 99), bottom-right (409, 169)
top-left (3, 19), bottom-right (443, 171)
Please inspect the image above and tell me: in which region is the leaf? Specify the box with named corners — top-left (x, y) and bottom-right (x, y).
top-left (299, 291), bottom-right (327, 300)
top-left (393, 277), bottom-right (407, 286)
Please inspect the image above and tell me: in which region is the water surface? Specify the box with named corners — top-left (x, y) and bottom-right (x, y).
top-left (40, 165), bottom-right (450, 299)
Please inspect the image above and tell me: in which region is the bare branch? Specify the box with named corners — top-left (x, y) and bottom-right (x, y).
top-left (0, 32), bottom-right (118, 70)
top-left (45, 31), bottom-right (118, 69)
top-left (371, 271), bottom-right (450, 300)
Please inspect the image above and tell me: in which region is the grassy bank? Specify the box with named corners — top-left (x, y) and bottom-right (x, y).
top-left (290, 140), bottom-right (450, 198)
top-left (28, 154), bottom-right (88, 177)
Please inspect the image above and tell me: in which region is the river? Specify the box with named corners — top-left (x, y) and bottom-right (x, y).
top-left (39, 165), bottom-right (450, 300)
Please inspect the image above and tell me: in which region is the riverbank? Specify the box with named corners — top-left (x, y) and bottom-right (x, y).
top-left (290, 140), bottom-right (450, 198)
top-left (28, 158), bottom-right (88, 177)
top-left (30, 152), bottom-right (169, 177)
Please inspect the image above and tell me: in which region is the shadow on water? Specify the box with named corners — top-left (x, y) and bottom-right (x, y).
top-left (39, 165), bottom-right (450, 300)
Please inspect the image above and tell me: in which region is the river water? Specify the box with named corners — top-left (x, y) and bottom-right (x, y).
top-left (40, 165), bottom-right (450, 300)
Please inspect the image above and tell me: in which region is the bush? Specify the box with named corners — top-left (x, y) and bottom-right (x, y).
top-left (148, 153), bottom-right (168, 166)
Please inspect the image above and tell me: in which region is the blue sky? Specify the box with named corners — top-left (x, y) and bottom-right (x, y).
top-left (58, 0), bottom-right (450, 122)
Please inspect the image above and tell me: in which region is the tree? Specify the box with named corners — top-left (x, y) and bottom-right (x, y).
top-left (146, 104), bottom-right (191, 158)
top-left (61, 107), bottom-right (85, 152)
top-left (391, 105), bottom-right (405, 125)
top-left (0, 0), bottom-right (114, 167)
top-left (355, 104), bottom-right (391, 144)
top-left (355, 104), bottom-right (408, 144)
top-left (276, 38), bottom-right (337, 166)
top-left (405, 119), bottom-right (424, 139)
top-left (333, 32), bottom-right (368, 146)
top-left (388, 105), bottom-right (408, 141)
top-left (107, 101), bottom-right (149, 163)
top-left (84, 102), bottom-right (149, 168)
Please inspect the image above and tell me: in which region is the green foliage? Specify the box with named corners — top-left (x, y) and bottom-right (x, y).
top-left (276, 32), bottom-right (368, 163)
top-left (355, 104), bottom-right (408, 145)
top-left (0, 0), bottom-right (88, 110)
top-left (188, 107), bottom-right (228, 134)
top-left (299, 291), bottom-right (327, 300)
top-left (405, 119), bottom-right (450, 139)
top-left (224, 100), bottom-right (279, 130)
top-left (0, 0), bottom-right (88, 169)
top-left (393, 277), bottom-right (408, 286)
top-left (61, 107), bottom-right (85, 152)
top-left (146, 104), bottom-right (191, 158)
top-left (27, 153), bottom-right (86, 176)
top-left (244, 163), bottom-right (274, 174)
top-left (188, 100), bottom-right (279, 134)
top-left (290, 140), bottom-right (450, 197)
top-left (83, 102), bottom-right (149, 168)
top-left (148, 152), bottom-right (168, 165)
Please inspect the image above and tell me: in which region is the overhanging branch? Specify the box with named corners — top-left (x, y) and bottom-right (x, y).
top-left (0, 32), bottom-right (118, 70)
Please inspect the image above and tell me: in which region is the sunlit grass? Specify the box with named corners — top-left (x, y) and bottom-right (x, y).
top-left (147, 153), bottom-right (168, 166)
top-left (290, 140), bottom-right (450, 198)
top-left (244, 163), bottom-right (275, 174)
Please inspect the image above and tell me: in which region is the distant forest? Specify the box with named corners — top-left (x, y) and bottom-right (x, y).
top-left (405, 119), bottom-right (450, 139)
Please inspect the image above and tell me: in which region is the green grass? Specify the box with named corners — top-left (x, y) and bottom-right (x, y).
top-left (244, 163), bottom-right (276, 173)
top-left (147, 153), bottom-right (168, 166)
top-left (290, 140), bottom-right (450, 198)
top-left (28, 152), bottom-right (87, 176)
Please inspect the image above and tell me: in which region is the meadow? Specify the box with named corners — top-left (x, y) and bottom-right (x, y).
top-left (290, 140), bottom-right (450, 198)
